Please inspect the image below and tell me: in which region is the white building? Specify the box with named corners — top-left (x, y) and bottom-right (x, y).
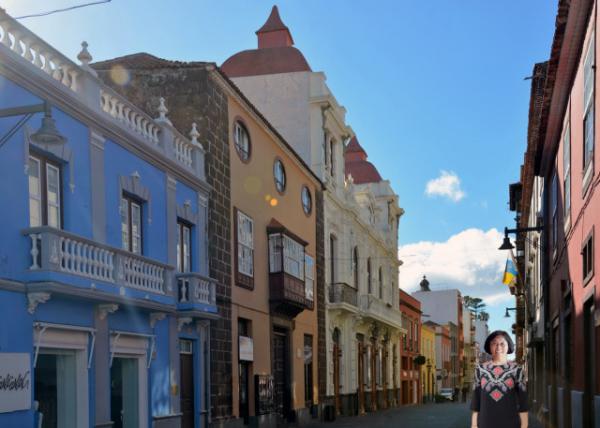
top-left (221, 6), bottom-right (405, 416)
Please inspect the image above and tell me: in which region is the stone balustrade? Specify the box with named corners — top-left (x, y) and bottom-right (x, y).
top-left (0, 8), bottom-right (79, 92)
top-left (173, 133), bottom-right (194, 168)
top-left (176, 272), bottom-right (216, 306)
top-left (329, 281), bottom-right (358, 307)
top-left (359, 294), bottom-right (403, 327)
top-left (24, 226), bottom-right (172, 295)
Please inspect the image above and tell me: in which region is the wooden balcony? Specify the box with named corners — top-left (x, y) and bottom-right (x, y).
top-left (269, 271), bottom-right (307, 318)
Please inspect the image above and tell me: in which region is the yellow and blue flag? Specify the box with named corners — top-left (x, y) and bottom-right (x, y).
top-left (502, 256), bottom-right (517, 287)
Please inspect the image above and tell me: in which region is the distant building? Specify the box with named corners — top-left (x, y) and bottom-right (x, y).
top-left (421, 322), bottom-right (437, 402)
top-left (431, 322), bottom-right (452, 391)
top-left (473, 318), bottom-right (490, 363)
top-left (399, 289), bottom-right (422, 405)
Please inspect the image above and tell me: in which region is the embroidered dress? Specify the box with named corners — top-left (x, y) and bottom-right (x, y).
top-left (471, 361), bottom-right (528, 428)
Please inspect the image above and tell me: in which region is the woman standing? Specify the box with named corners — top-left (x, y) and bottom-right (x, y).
top-left (471, 330), bottom-right (528, 428)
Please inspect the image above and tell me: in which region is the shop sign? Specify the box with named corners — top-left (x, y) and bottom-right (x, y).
top-left (239, 336), bottom-right (254, 361)
top-left (0, 353), bottom-right (31, 413)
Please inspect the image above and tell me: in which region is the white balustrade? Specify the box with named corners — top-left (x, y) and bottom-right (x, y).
top-left (173, 135), bottom-right (193, 168)
top-left (177, 273), bottom-right (216, 306)
top-left (0, 9), bottom-right (79, 91)
top-left (25, 227), bottom-right (169, 295)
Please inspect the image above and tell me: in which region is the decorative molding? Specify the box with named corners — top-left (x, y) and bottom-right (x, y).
top-left (177, 317), bottom-right (193, 332)
top-left (167, 175), bottom-right (177, 190)
top-left (97, 303), bottom-right (119, 320)
top-left (176, 200), bottom-right (197, 225)
top-left (27, 292), bottom-right (51, 314)
top-left (150, 312), bottom-right (166, 328)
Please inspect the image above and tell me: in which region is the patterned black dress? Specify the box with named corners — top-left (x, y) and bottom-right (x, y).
top-left (470, 361), bottom-right (529, 428)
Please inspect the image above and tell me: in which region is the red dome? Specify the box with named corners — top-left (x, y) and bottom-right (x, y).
top-left (221, 46), bottom-right (311, 78)
top-left (345, 136), bottom-right (383, 184)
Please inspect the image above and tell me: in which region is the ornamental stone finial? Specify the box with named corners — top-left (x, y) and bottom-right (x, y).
top-left (77, 41), bottom-right (92, 65)
top-left (190, 122), bottom-right (200, 144)
top-left (156, 97), bottom-right (172, 125)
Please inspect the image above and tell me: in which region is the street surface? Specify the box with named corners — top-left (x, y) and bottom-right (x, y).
top-left (307, 402), bottom-right (542, 428)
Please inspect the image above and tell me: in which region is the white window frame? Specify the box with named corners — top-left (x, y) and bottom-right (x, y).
top-left (237, 211), bottom-right (254, 277)
top-left (46, 163), bottom-right (61, 228)
top-left (28, 154), bottom-right (62, 228)
top-left (305, 254), bottom-right (314, 302)
top-left (273, 159), bottom-right (286, 193)
top-left (583, 33), bottom-right (595, 190)
top-left (234, 121), bottom-right (251, 161)
top-left (177, 220), bottom-right (192, 273)
top-left (563, 122), bottom-right (571, 224)
top-left (269, 233), bottom-right (305, 280)
top-left (121, 195), bottom-right (143, 255)
top-left (29, 156), bottom-right (42, 227)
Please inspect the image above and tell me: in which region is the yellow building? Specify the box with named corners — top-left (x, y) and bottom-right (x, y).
top-left (421, 322), bottom-right (437, 402)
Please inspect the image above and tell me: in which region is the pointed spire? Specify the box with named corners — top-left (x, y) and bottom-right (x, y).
top-left (256, 6), bottom-right (294, 49)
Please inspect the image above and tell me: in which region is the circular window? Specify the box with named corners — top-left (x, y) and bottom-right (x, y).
top-left (301, 186), bottom-right (312, 215)
top-left (234, 121), bottom-right (251, 162)
top-left (273, 159), bottom-right (286, 193)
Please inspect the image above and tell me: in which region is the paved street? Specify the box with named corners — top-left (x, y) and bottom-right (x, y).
top-left (306, 402), bottom-right (543, 428)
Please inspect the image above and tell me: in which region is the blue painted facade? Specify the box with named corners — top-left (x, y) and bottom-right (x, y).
top-left (0, 11), bottom-right (217, 428)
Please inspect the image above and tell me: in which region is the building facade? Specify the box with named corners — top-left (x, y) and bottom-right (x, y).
top-left (511, 1), bottom-right (600, 426)
top-left (399, 289), bottom-right (422, 405)
top-left (432, 323), bottom-right (452, 391)
top-left (0, 10), bottom-right (217, 428)
top-left (420, 322), bottom-right (437, 403)
top-left (221, 6), bottom-right (405, 417)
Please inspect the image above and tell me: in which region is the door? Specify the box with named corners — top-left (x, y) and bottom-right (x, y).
top-left (333, 343), bottom-right (341, 414)
top-left (357, 341), bottom-right (365, 414)
top-left (34, 352), bottom-right (77, 428)
top-left (272, 329), bottom-right (290, 422)
top-left (111, 357), bottom-right (139, 428)
top-left (584, 301), bottom-right (595, 428)
top-left (180, 340), bottom-right (195, 428)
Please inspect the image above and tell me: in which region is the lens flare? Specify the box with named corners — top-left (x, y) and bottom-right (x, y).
top-left (109, 64), bottom-right (130, 86)
top-left (270, 198), bottom-right (278, 207)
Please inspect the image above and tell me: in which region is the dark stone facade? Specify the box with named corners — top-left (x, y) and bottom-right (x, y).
top-left (94, 58), bottom-right (233, 424)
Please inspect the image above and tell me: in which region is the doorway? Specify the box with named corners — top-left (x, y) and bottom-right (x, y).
top-left (110, 357), bottom-right (140, 428)
top-left (34, 352), bottom-right (77, 428)
top-left (583, 300), bottom-right (595, 428)
top-left (180, 340), bottom-right (195, 428)
top-left (272, 327), bottom-right (290, 422)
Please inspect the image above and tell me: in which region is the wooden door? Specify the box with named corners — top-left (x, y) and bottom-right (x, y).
top-left (180, 352), bottom-right (195, 428)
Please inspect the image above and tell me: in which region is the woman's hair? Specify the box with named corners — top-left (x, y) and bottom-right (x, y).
top-left (484, 330), bottom-right (514, 354)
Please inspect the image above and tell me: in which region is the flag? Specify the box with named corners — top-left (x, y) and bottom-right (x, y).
top-left (502, 256), bottom-right (517, 287)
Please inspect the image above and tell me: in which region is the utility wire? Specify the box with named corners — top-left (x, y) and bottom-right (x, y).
top-left (0, 114), bottom-right (33, 149)
top-left (15, 0), bottom-right (111, 19)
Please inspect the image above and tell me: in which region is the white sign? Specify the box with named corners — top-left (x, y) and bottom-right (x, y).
top-left (0, 353), bottom-right (31, 413)
top-left (239, 336), bottom-right (254, 361)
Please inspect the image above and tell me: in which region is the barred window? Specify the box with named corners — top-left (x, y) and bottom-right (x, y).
top-left (237, 211), bottom-right (254, 277)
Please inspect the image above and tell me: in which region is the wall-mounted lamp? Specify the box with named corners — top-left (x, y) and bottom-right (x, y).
top-left (504, 307), bottom-right (517, 318)
top-left (498, 226), bottom-right (543, 250)
top-left (0, 101), bottom-right (67, 147)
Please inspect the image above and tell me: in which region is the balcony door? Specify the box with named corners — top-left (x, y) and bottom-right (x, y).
top-left (180, 340), bottom-right (195, 428)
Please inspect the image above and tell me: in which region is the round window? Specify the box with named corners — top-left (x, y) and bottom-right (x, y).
top-left (234, 121), bottom-right (251, 162)
top-left (273, 159), bottom-right (286, 193)
top-left (301, 186), bottom-right (312, 215)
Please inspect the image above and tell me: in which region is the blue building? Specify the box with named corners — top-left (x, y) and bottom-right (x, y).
top-left (0, 9), bottom-right (217, 428)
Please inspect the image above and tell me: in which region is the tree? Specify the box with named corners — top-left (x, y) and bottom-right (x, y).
top-left (463, 295), bottom-right (487, 320)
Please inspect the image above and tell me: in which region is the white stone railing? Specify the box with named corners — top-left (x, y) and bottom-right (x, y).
top-left (24, 226), bottom-right (172, 295)
top-left (359, 294), bottom-right (403, 328)
top-left (0, 8), bottom-right (79, 92)
top-left (100, 89), bottom-right (160, 145)
top-left (176, 272), bottom-right (216, 306)
top-left (173, 133), bottom-right (193, 168)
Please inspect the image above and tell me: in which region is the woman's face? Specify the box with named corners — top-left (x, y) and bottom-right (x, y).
top-left (489, 335), bottom-right (508, 358)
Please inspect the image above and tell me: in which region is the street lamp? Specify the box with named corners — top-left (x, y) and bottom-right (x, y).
top-left (0, 102), bottom-right (67, 148)
top-left (498, 226), bottom-right (543, 250)
top-left (504, 307), bottom-right (517, 318)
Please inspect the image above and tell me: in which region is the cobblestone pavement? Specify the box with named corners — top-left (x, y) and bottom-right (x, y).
top-left (305, 402), bottom-right (543, 428)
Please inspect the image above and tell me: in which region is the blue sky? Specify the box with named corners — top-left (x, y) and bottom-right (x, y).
top-left (2, 0), bottom-right (558, 335)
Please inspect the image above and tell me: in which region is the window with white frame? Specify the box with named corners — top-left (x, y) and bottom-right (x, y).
top-left (563, 122), bottom-right (571, 219)
top-left (305, 254), bottom-right (314, 302)
top-left (268, 233), bottom-right (305, 280)
top-left (329, 138), bottom-right (336, 179)
top-left (28, 154), bottom-right (62, 228)
top-left (177, 220), bottom-right (192, 273)
top-left (234, 121), bottom-right (251, 162)
top-left (121, 195), bottom-right (143, 254)
top-left (584, 34), bottom-right (595, 176)
top-left (236, 210), bottom-right (254, 278)
top-left (352, 246), bottom-right (359, 289)
top-left (273, 159), bottom-right (286, 193)
top-left (378, 267), bottom-right (383, 299)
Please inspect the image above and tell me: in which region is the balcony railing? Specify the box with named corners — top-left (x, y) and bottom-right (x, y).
top-left (328, 282), bottom-right (358, 307)
top-left (269, 271), bottom-right (307, 318)
top-left (177, 272), bottom-right (216, 306)
top-left (359, 294), bottom-right (402, 328)
top-left (24, 226), bottom-right (172, 295)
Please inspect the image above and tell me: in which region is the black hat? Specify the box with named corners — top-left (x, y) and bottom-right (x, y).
top-left (484, 330), bottom-right (514, 354)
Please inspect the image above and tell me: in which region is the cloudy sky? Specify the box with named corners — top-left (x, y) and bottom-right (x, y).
top-left (1, 0), bottom-right (558, 332)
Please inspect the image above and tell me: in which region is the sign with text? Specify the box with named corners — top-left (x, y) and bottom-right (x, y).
top-left (239, 336), bottom-right (254, 361)
top-left (0, 353), bottom-right (31, 413)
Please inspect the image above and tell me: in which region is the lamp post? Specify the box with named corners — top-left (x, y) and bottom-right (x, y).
top-left (498, 226), bottom-right (543, 251)
top-left (504, 307), bottom-right (517, 318)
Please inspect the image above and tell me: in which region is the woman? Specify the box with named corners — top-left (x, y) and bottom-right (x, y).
top-left (471, 330), bottom-right (528, 428)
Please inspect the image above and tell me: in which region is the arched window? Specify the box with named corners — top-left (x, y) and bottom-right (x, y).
top-left (329, 138), bottom-right (336, 179)
top-left (367, 258), bottom-right (372, 294)
top-left (329, 234), bottom-right (337, 285)
top-left (379, 267), bottom-right (383, 299)
top-left (352, 247), bottom-right (359, 289)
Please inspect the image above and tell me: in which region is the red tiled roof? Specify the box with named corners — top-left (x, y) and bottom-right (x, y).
top-left (344, 136), bottom-right (382, 184)
top-left (221, 46), bottom-right (311, 77)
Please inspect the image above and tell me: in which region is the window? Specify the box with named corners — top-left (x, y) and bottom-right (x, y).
top-left (584, 34), bottom-right (595, 173)
top-left (563, 123), bottom-right (571, 219)
top-left (551, 172), bottom-right (558, 254)
top-left (177, 220), bottom-right (192, 273)
top-left (234, 121), bottom-right (251, 162)
top-left (236, 210), bottom-right (254, 287)
top-left (583, 231), bottom-right (594, 284)
top-left (273, 159), bottom-right (286, 193)
top-left (301, 186), bottom-right (312, 215)
top-left (28, 155), bottom-right (62, 228)
top-left (352, 246), bottom-right (359, 289)
top-left (379, 267), bottom-right (383, 299)
top-left (329, 138), bottom-right (336, 178)
top-left (121, 195), bottom-right (143, 254)
top-left (269, 233), bottom-right (305, 280)
top-left (305, 254), bottom-right (314, 302)
top-left (367, 258), bottom-right (372, 294)
top-left (329, 234), bottom-right (336, 284)
top-left (304, 335), bottom-right (314, 406)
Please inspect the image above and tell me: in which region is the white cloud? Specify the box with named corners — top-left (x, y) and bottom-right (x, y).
top-left (398, 228), bottom-right (514, 327)
top-left (425, 170), bottom-right (466, 202)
